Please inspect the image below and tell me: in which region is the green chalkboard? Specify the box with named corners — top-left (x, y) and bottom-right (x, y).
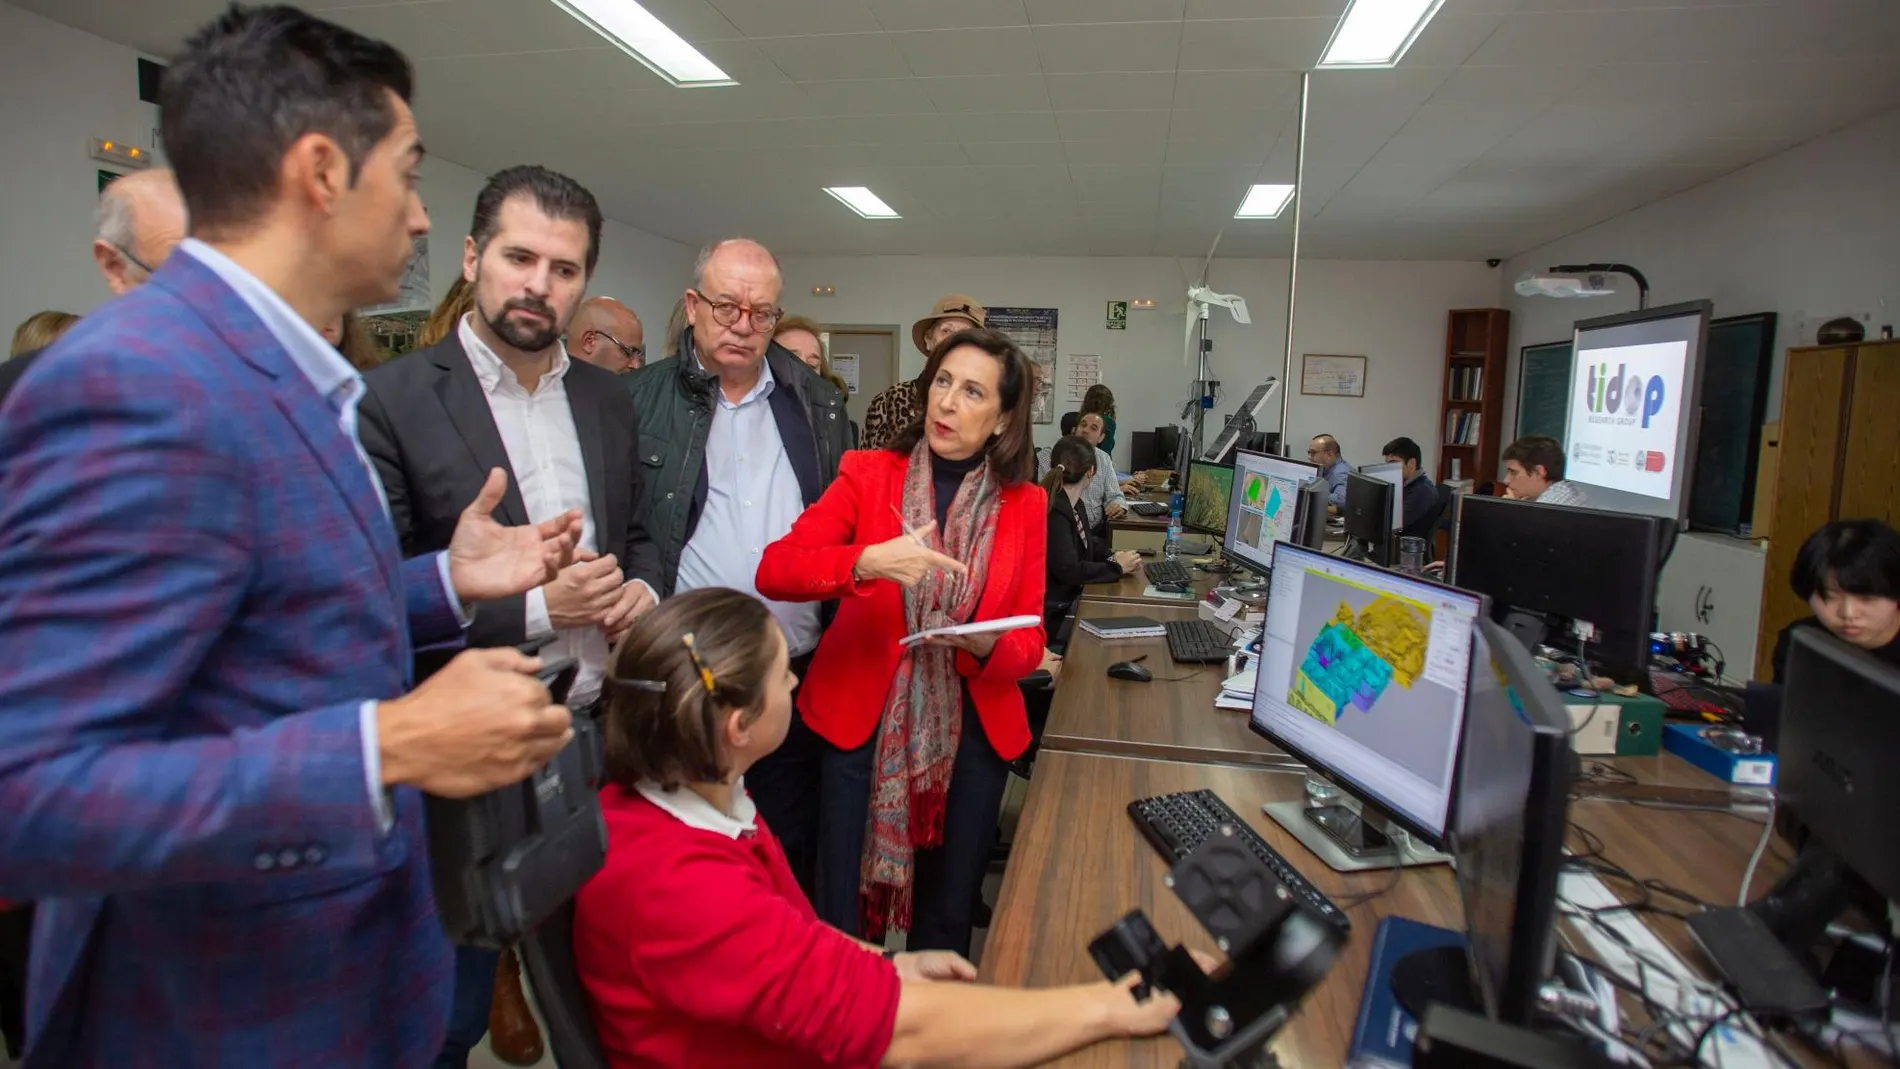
top-left (1514, 340), bottom-right (1572, 443)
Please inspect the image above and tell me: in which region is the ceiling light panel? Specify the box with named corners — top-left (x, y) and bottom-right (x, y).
top-left (547, 0), bottom-right (735, 87)
top-left (824, 186), bottom-right (902, 219)
top-left (1234, 184), bottom-right (1296, 219)
top-left (1317, 0), bottom-right (1447, 69)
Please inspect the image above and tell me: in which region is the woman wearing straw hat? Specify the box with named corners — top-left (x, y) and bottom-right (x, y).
top-left (861, 294), bottom-right (985, 450)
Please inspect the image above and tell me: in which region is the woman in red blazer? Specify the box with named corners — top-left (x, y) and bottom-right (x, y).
top-left (756, 326), bottom-right (1045, 955)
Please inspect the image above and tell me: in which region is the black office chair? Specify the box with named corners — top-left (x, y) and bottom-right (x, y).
top-left (519, 900), bottom-right (610, 1069)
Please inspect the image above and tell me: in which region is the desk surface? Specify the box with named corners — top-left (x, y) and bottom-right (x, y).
top-left (1043, 600), bottom-right (1292, 769)
top-left (980, 750), bottom-right (1793, 1069)
top-left (1078, 566), bottom-right (1227, 607)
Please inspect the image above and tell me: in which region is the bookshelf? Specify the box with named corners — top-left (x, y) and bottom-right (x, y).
top-left (1436, 308), bottom-right (1511, 484)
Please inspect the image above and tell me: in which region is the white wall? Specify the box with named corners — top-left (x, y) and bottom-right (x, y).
top-left (0, 1), bottom-right (692, 346)
top-left (1499, 106), bottom-right (1900, 678)
top-left (1501, 107), bottom-right (1900, 433)
top-left (779, 254), bottom-right (1499, 471)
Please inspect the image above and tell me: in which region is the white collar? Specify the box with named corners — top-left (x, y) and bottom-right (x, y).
top-left (459, 313), bottom-right (570, 395)
top-left (636, 779), bottom-right (758, 840)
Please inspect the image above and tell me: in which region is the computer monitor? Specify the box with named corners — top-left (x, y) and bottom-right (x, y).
top-left (1223, 450), bottom-right (1321, 576)
top-left (1154, 425), bottom-right (1181, 473)
top-left (1248, 543), bottom-right (1488, 860)
top-left (1778, 628), bottom-right (1900, 904)
top-left (1449, 494), bottom-right (1671, 690)
top-left (1294, 481), bottom-right (1328, 551)
top-left (1184, 460), bottom-right (1234, 537)
top-left (1434, 617), bottom-right (1573, 1026)
top-left (1343, 471), bottom-right (1397, 568)
top-left (1360, 460), bottom-right (1406, 537)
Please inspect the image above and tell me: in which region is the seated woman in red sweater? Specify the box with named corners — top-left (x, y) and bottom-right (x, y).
top-left (573, 587), bottom-right (1184, 1068)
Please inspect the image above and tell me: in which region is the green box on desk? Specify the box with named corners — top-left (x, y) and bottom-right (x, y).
top-left (1562, 692), bottom-right (1663, 756)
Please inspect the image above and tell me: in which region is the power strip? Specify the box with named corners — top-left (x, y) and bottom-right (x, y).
top-left (1558, 869), bottom-right (1785, 1067)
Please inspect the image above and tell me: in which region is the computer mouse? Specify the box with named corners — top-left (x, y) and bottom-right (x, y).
top-left (1107, 660), bottom-right (1153, 683)
top-left (1155, 581), bottom-right (1191, 594)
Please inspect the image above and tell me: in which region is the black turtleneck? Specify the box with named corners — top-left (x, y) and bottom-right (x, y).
top-left (929, 448), bottom-right (986, 531)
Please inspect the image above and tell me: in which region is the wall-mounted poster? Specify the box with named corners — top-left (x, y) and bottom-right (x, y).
top-left (985, 306), bottom-right (1059, 423)
top-left (1300, 354), bottom-right (1366, 397)
top-left (831, 353), bottom-right (861, 394)
top-left (1067, 353), bottom-right (1101, 402)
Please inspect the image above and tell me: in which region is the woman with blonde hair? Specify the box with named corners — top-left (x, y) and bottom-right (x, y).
top-left (420, 275), bottom-right (474, 350)
top-left (9, 311), bottom-right (79, 359)
top-left (775, 314), bottom-right (858, 446)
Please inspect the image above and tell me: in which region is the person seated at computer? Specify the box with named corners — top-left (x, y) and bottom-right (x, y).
top-left (573, 587), bottom-right (1185, 1069)
top-left (1380, 435), bottom-right (1442, 541)
top-left (1038, 413), bottom-right (1127, 525)
top-left (1768, 518), bottom-right (1900, 683)
top-left (1306, 433), bottom-right (1353, 512)
top-left (1043, 436), bottom-right (1142, 632)
top-left (1499, 435), bottom-right (1590, 506)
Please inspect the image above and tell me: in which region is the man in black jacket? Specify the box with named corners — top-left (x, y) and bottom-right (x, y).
top-left (625, 238), bottom-right (848, 894)
top-left (358, 166), bottom-right (661, 1067)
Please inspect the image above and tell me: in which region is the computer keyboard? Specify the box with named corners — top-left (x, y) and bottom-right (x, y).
top-left (1164, 619), bottom-right (1231, 664)
top-left (1144, 559), bottom-right (1194, 587)
top-left (1126, 501), bottom-right (1169, 517)
top-left (1128, 789), bottom-right (1349, 934)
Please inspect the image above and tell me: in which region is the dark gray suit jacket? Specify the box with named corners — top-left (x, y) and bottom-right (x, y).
top-left (358, 333), bottom-right (662, 679)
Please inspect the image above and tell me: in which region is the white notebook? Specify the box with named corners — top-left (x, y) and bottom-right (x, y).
top-left (899, 614), bottom-right (1043, 648)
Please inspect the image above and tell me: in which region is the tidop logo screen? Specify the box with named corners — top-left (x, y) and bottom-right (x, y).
top-left (1563, 340), bottom-right (1686, 500)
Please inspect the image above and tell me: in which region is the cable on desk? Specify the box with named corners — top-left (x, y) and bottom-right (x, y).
top-left (1735, 794), bottom-right (1778, 907)
top-left (1335, 852), bottom-right (1404, 913)
top-left (1688, 1006), bottom-right (1751, 1066)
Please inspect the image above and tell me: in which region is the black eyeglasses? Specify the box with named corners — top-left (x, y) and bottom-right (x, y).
top-left (590, 330), bottom-right (643, 363)
top-left (689, 290), bottom-right (783, 332)
top-left (108, 241), bottom-right (156, 277)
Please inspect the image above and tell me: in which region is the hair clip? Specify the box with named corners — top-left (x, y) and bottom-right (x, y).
top-left (610, 676), bottom-right (667, 694)
top-left (681, 633), bottom-right (716, 694)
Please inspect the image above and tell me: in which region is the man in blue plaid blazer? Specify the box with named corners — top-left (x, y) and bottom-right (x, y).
top-left (0, 7), bottom-right (583, 1066)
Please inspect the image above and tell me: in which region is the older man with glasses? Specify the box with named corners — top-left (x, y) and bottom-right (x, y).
top-left (625, 239), bottom-right (850, 897)
top-left (567, 295), bottom-right (644, 374)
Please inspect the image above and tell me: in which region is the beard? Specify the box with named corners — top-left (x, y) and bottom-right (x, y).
top-left (483, 295), bottom-right (563, 353)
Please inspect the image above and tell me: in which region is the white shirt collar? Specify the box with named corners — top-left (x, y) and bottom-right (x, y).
top-left (459, 313), bottom-right (570, 396)
top-left (636, 779), bottom-right (758, 839)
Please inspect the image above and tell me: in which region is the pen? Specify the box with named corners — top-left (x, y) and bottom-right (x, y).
top-left (892, 504), bottom-right (930, 549)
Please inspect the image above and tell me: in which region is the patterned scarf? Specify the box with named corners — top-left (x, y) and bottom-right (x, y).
top-left (860, 438), bottom-right (1002, 937)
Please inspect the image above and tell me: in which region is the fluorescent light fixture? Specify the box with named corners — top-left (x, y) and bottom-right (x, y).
top-left (823, 186), bottom-right (901, 219)
top-left (546, 0), bottom-right (735, 87)
top-left (1318, 0), bottom-right (1447, 69)
top-left (1234, 184), bottom-right (1296, 219)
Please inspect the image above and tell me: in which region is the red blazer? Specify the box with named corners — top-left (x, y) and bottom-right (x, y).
top-left (756, 449), bottom-right (1047, 760)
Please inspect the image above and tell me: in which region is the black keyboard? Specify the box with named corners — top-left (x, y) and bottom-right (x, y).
top-left (1164, 619), bottom-right (1230, 663)
top-left (1144, 559), bottom-right (1193, 587)
top-left (1128, 789), bottom-right (1349, 933)
top-left (1126, 501), bottom-right (1169, 517)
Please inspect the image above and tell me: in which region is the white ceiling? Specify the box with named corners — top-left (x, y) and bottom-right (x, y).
top-left (21, 0), bottom-right (1900, 260)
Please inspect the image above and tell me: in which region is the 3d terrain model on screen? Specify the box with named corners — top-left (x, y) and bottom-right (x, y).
top-left (1289, 597), bottom-right (1429, 724)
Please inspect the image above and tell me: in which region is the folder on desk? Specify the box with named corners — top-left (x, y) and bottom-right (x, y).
top-left (1348, 916), bottom-right (1468, 1069)
top-left (1078, 616), bottom-right (1166, 640)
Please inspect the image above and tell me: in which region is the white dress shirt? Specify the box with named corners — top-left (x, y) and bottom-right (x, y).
top-left (180, 239), bottom-right (468, 832)
top-left (458, 316), bottom-right (638, 708)
top-left (675, 353), bottom-right (822, 657)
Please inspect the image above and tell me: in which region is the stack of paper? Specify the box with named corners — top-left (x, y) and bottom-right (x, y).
top-left (1215, 662), bottom-right (1256, 711)
top-left (1078, 615), bottom-right (1166, 640)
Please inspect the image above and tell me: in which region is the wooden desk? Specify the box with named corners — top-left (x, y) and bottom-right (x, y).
top-left (981, 750), bottom-right (1805, 1069)
top-left (1042, 600), bottom-right (1293, 769)
top-left (979, 751), bottom-right (1463, 1068)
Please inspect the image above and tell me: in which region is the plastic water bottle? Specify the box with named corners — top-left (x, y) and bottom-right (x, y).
top-left (1164, 501), bottom-right (1183, 561)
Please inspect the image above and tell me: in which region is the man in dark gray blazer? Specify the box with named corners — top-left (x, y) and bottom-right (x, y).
top-left (356, 165), bottom-right (662, 1067)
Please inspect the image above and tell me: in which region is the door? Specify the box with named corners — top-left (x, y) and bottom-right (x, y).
top-left (827, 330), bottom-right (896, 433)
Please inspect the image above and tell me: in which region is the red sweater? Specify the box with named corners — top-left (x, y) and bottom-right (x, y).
top-left (754, 449), bottom-right (1047, 759)
top-left (574, 784), bottom-right (902, 1068)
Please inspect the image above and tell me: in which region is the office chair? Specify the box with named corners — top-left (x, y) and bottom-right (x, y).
top-left (518, 900), bottom-right (611, 1069)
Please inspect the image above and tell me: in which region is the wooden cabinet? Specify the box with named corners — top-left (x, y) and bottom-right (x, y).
top-left (1753, 338), bottom-right (1900, 680)
top-left (1436, 308), bottom-right (1511, 484)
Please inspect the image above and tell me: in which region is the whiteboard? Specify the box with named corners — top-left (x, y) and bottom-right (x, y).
top-left (1300, 354), bottom-right (1366, 397)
